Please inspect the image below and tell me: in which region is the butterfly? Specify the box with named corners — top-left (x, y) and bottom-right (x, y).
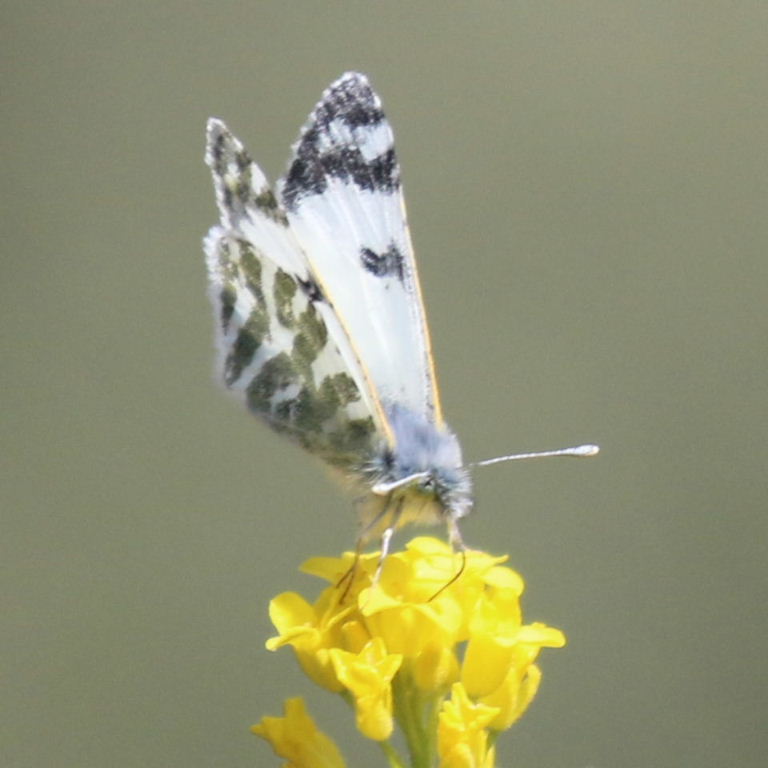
top-left (203, 72), bottom-right (597, 561)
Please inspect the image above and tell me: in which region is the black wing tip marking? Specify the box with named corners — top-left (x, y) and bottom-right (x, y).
top-left (280, 72), bottom-right (400, 210)
top-left (317, 72), bottom-right (386, 129)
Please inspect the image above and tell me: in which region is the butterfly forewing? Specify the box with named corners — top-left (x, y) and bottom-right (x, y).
top-left (277, 73), bottom-right (443, 426)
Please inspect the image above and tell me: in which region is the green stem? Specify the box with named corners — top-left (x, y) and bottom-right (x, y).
top-left (342, 689), bottom-right (410, 768)
top-left (392, 668), bottom-right (438, 768)
top-left (379, 740), bottom-right (408, 768)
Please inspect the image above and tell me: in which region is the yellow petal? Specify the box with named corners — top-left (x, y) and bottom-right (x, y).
top-left (438, 683), bottom-right (499, 768)
top-left (482, 663), bottom-right (542, 731)
top-left (329, 638), bottom-right (402, 741)
top-left (412, 641), bottom-right (459, 692)
top-left (252, 697), bottom-right (346, 768)
top-left (301, 552), bottom-right (379, 585)
top-left (339, 618), bottom-right (370, 654)
top-left (517, 622), bottom-right (566, 648)
top-left (484, 565), bottom-right (524, 594)
top-left (365, 602), bottom-right (457, 657)
top-left (265, 590), bottom-right (353, 692)
top-left (461, 634), bottom-right (514, 698)
top-left (267, 592), bottom-right (316, 644)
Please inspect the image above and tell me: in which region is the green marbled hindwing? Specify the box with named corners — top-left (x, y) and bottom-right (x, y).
top-left (206, 232), bottom-right (376, 468)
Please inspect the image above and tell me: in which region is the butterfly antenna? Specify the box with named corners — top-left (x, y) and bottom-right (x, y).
top-left (471, 443), bottom-right (599, 468)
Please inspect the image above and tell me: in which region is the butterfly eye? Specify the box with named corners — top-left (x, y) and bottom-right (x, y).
top-left (420, 476), bottom-right (436, 492)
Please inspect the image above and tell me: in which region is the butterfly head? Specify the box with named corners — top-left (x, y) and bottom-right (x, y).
top-left (361, 405), bottom-right (473, 536)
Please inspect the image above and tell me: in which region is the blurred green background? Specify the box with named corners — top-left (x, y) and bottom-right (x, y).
top-left (3, 2), bottom-right (766, 766)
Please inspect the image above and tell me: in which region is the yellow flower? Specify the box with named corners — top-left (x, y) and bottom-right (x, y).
top-left (360, 538), bottom-right (508, 662)
top-left (329, 637), bottom-right (403, 741)
top-left (252, 697), bottom-right (346, 768)
top-left (480, 662), bottom-right (542, 732)
top-left (461, 591), bottom-right (565, 700)
top-left (438, 683), bottom-right (498, 768)
top-left (261, 536), bottom-right (565, 767)
top-left (266, 589), bottom-right (351, 692)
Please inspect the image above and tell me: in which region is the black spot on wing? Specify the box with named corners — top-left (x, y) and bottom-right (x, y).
top-left (297, 275), bottom-right (325, 303)
top-left (282, 139), bottom-right (399, 210)
top-left (330, 146), bottom-right (398, 194)
top-left (360, 244), bottom-right (405, 281)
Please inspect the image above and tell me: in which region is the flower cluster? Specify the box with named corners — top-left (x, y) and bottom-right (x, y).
top-left (252, 537), bottom-right (565, 768)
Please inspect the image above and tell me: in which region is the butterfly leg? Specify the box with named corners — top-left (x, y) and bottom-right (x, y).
top-left (336, 493), bottom-right (397, 599)
top-left (446, 515), bottom-right (466, 551)
top-left (428, 516), bottom-right (468, 601)
top-left (372, 497), bottom-right (404, 587)
top-left (335, 536), bottom-right (364, 601)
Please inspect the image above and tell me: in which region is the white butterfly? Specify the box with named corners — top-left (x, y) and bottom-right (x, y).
top-left (203, 72), bottom-right (597, 559)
